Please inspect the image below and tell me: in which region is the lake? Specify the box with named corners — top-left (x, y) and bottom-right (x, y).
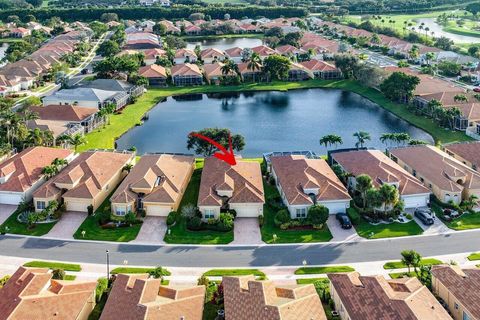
top-left (186, 37), bottom-right (263, 50)
top-left (416, 18), bottom-right (480, 44)
top-left (116, 89), bottom-right (434, 157)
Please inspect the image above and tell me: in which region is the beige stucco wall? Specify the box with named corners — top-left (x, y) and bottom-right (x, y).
top-left (432, 275), bottom-right (472, 320)
top-left (329, 283), bottom-right (352, 320)
top-left (76, 291), bottom-right (96, 320)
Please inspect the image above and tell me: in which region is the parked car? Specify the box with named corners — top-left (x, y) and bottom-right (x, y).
top-left (414, 208), bottom-right (434, 225)
top-left (473, 87), bottom-right (480, 93)
top-left (336, 213), bottom-right (352, 229)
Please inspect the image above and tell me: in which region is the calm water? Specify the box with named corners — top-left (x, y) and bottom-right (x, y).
top-left (186, 37), bottom-right (263, 50)
top-left (116, 89), bottom-right (434, 157)
top-left (416, 18), bottom-right (480, 44)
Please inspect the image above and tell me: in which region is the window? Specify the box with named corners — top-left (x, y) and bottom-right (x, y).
top-left (296, 208), bottom-right (306, 218)
top-left (204, 209), bottom-right (215, 219)
top-left (455, 303), bottom-right (459, 310)
top-left (105, 184), bottom-right (109, 191)
top-left (463, 311), bottom-right (471, 320)
top-left (37, 201), bottom-right (46, 210)
top-left (115, 206), bottom-right (127, 216)
top-left (412, 170), bottom-right (417, 177)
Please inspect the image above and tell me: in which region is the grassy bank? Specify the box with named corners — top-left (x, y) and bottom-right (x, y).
top-left (79, 79), bottom-right (471, 153)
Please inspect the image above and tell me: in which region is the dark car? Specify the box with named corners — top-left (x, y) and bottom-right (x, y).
top-left (474, 87), bottom-right (480, 93)
top-left (336, 213), bottom-right (352, 229)
top-left (414, 208), bottom-right (434, 225)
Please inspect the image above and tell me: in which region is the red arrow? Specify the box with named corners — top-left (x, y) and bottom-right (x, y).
top-left (189, 132), bottom-right (237, 166)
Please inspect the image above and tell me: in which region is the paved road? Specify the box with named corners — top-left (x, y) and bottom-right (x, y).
top-left (1, 230), bottom-right (479, 268)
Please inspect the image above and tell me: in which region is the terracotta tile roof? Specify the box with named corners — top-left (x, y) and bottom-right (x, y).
top-left (0, 147), bottom-right (73, 193)
top-left (200, 47), bottom-right (225, 60)
top-left (33, 151), bottom-right (133, 199)
top-left (431, 265), bottom-right (480, 319)
top-left (237, 62), bottom-right (262, 74)
top-left (29, 105), bottom-right (97, 122)
top-left (174, 48), bottom-right (197, 59)
top-left (111, 154), bottom-right (194, 204)
top-left (198, 157), bottom-right (264, 206)
top-left (142, 48), bottom-right (166, 59)
top-left (389, 145), bottom-right (480, 192)
top-left (251, 45), bottom-right (277, 56)
top-left (300, 59), bottom-right (338, 72)
top-left (171, 63), bottom-right (202, 77)
top-left (185, 25), bottom-right (201, 32)
top-left (415, 75), bottom-right (465, 96)
top-left (416, 90), bottom-right (471, 106)
top-left (271, 155), bottom-right (351, 206)
top-left (333, 150), bottom-right (430, 196)
top-left (138, 64), bottom-right (167, 78)
top-left (203, 62), bottom-right (237, 79)
top-left (0, 267), bottom-right (96, 320)
top-left (223, 275), bottom-right (327, 320)
top-left (444, 142), bottom-right (480, 170)
top-left (276, 44), bottom-right (305, 55)
top-left (225, 46), bottom-right (243, 57)
top-left (328, 272), bottom-right (450, 320)
top-left (100, 274), bottom-right (205, 320)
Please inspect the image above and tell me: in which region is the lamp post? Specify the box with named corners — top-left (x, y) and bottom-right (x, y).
top-left (106, 250), bottom-right (110, 280)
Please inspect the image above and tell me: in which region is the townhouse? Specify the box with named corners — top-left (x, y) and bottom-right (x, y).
top-left (389, 145), bottom-right (480, 204)
top-left (110, 154), bottom-right (194, 217)
top-left (33, 151), bottom-right (134, 213)
top-left (171, 63), bottom-right (203, 86)
top-left (198, 157), bottom-right (264, 219)
top-left (332, 149), bottom-right (431, 208)
top-left (328, 272), bottom-right (451, 320)
top-left (0, 147), bottom-right (75, 205)
top-left (444, 141), bottom-right (480, 171)
top-left (138, 64), bottom-right (168, 86)
top-left (223, 275), bottom-right (326, 320)
top-left (270, 155), bottom-right (351, 217)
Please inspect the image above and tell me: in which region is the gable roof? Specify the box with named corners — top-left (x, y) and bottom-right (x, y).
top-left (74, 79), bottom-right (135, 92)
top-left (444, 142), bottom-right (480, 170)
top-left (300, 59), bottom-right (338, 72)
top-left (29, 105), bottom-right (97, 122)
top-left (43, 88), bottom-right (120, 103)
top-left (138, 64), bottom-right (167, 78)
top-left (225, 47), bottom-right (243, 57)
top-left (251, 45), bottom-right (277, 56)
top-left (200, 48), bottom-right (225, 59)
top-left (171, 63), bottom-right (202, 77)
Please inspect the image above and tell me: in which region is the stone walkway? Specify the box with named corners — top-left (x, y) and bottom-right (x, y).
top-left (0, 205), bottom-right (17, 225)
top-left (232, 218), bottom-right (263, 245)
top-left (45, 211), bottom-right (87, 239)
top-left (132, 216), bottom-right (167, 244)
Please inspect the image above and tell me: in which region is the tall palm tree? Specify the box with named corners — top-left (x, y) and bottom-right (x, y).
top-left (319, 134), bottom-right (343, 149)
top-left (355, 174), bottom-right (373, 209)
top-left (69, 134), bottom-right (87, 152)
top-left (41, 165), bottom-right (56, 180)
top-left (247, 52), bottom-right (262, 82)
top-left (353, 131), bottom-right (371, 149)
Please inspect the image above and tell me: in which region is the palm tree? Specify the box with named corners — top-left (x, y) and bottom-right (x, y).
top-left (319, 134), bottom-right (343, 149)
top-left (69, 134), bottom-right (87, 152)
top-left (355, 174), bottom-right (373, 209)
top-left (247, 52), bottom-right (262, 82)
top-left (378, 183), bottom-right (399, 215)
top-left (51, 158), bottom-right (68, 172)
top-left (426, 99), bottom-right (442, 117)
top-left (353, 131), bottom-right (371, 149)
top-left (465, 194), bottom-right (479, 210)
top-left (454, 94), bottom-right (468, 103)
top-left (41, 165), bottom-right (56, 180)
top-left (122, 163), bottom-right (133, 173)
top-left (380, 133), bottom-right (394, 147)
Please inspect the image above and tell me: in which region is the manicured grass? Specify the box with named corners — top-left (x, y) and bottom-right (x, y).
top-left (383, 258), bottom-right (442, 269)
top-left (445, 212), bottom-right (480, 230)
top-left (23, 261), bottom-right (82, 272)
top-left (389, 271), bottom-right (418, 279)
top-left (65, 275), bottom-right (77, 280)
top-left (261, 179), bottom-right (333, 243)
top-left (0, 209), bottom-right (56, 236)
top-left (444, 25), bottom-right (480, 38)
top-left (164, 166), bottom-right (234, 245)
top-left (355, 217), bottom-right (423, 239)
top-left (203, 269), bottom-right (266, 277)
top-left (110, 267), bottom-right (171, 276)
top-left (294, 266), bottom-right (355, 275)
top-left (467, 253), bottom-right (480, 261)
top-left (296, 277), bottom-right (330, 285)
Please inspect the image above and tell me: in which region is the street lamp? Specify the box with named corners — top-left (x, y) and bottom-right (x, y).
top-left (106, 250), bottom-right (110, 280)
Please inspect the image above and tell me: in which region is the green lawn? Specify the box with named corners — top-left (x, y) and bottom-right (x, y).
top-left (383, 258), bottom-right (442, 269)
top-left (0, 209), bottom-right (56, 236)
top-left (355, 217), bottom-right (423, 239)
top-left (203, 269), bottom-right (266, 279)
top-left (467, 253), bottom-right (480, 261)
top-left (23, 261), bottom-right (82, 272)
top-left (261, 179), bottom-right (333, 243)
top-left (110, 267), bottom-right (171, 276)
top-left (65, 275), bottom-right (77, 280)
top-left (432, 203), bottom-right (480, 230)
top-left (294, 266), bottom-right (355, 274)
top-left (389, 271), bottom-right (417, 279)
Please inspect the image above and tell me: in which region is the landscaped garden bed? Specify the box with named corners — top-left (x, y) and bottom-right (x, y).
top-left (23, 261), bottom-right (82, 272)
top-left (294, 266), bottom-right (355, 274)
top-left (203, 269), bottom-right (266, 280)
top-left (431, 198), bottom-right (480, 231)
top-left (0, 202), bottom-right (60, 237)
top-left (383, 258), bottom-right (442, 269)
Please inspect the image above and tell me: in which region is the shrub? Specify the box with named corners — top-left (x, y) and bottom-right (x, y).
top-left (308, 205), bottom-right (329, 225)
top-left (149, 266), bottom-right (166, 279)
top-left (0, 275), bottom-right (10, 288)
top-left (347, 207), bottom-right (361, 225)
top-left (95, 278), bottom-right (108, 302)
top-left (166, 211), bottom-right (176, 226)
top-left (52, 269), bottom-right (65, 280)
top-left (217, 213), bottom-right (234, 231)
top-left (125, 211), bottom-right (136, 225)
top-left (98, 211), bottom-right (111, 225)
top-left (186, 216), bottom-right (202, 230)
top-left (405, 213), bottom-right (413, 220)
top-left (274, 209), bottom-right (290, 226)
top-left (258, 214), bottom-right (264, 227)
top-left (197, 274), bottom-right (210, 287)
top-left (87, 205), bottom-right (94, 216)
top-left (228, 209), bottom-right (237, 218)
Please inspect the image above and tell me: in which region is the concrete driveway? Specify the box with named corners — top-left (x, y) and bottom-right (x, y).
top-left (0, 205), bottom-right (17, 225)
top-left (413, 216), bottom-right (451, 235)
top-left (45, 211), bottom-right (87, 239)
top-left (133, 217), bottom-right (167, 244)
top-left (232, 218), bottom-right (263, 245)
top-left (326, 215), bottom-right (362, 242)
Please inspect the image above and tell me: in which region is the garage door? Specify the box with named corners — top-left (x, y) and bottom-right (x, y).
top-left (402, 195), bottom-right (429, 208)
top-left (146, 205), bottom-right (171, 217)
top-left (0, 193), bottom-right (22, 205)
top-left (320, 201), bottom-right (348, 214)
top-left (232, 205), bottom-right (262, 218)
top-left (66, 201), bottom-right (89, 212)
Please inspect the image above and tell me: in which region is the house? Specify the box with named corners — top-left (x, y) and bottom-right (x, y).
top-left (198, 157), bottom-right (264, 219)
top-left (0, 267), bottom-right (97, 320)
top-left (332, 150), bottom-right (431, 208)
top-left (73, 79), bottom-right (144, 99)
top-left (287, 62), bottom-right (314, 81)
top-left (110, 154), bottom-right (194, 216)
top-left (185, 24), bottom-right (201, 35)
top-left (174, 48), bottom-right (197, 65)
top-left (203, 62), bottom-right (237, 85)
top-left (237, 62), bottom-right (262, 82)
top-left (0, 147), bottom-right (74, 205)
top-left (200, 48), bottom-right (226, 64)
top-left (138, 64), bottom-right (168, 86)
top-left (431, 264), bottom-right (480, 320)
top-left (223, 275), bottom-right (326, 320)
top-left (270, 155), bottom-right (351, 217)
top-left (171, 63), bottom-right (203, 86)
top-left (225, 47), bottom-right (244, 63)
top-left (100, 274), bottom-right (205, 320)
top-left (251, 45), bottom-right (277, 59)
top-left (389, 145), bottom-right (480, 204)
top-left (444, 141), bottom-right (480, 171)
top-left (276, 44), bottom-right (306, 57)
top-left (124, 32), bottom-right (161, 49)
top-left (9, 27), bottom-right (31, 38)
top-left (159, 20), bottom-right (181, 34)
top-left (42, 88), bottom-right (129, 110)
top-left (143, 48), bottom-right (167, 65)
top-left (328, 272), bottom-right (451, 320)
top-left (33, 151), bottom-right (135, 212)
top-left (300, 59), bottom-right (342, 79)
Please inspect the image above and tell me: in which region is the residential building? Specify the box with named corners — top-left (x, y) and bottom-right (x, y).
top-left (389, 145), bottom-right (480, 204)
top-left (100, 274), bottom-right (205, 320)
top-left (431, 265), bottom-right (480, 320)
top-left (251, 45), bottom-right (277, 59)
top-left (223, 275), bottom-right (327, 320)
top-left (300, 59), bottom-right (342, 79)
top-left (110, 154), bottom-right (194, 216)
top-left (159, 20), bottom-right (181, 34)
top-left (0, 267), bottom-right (96, 320)
top-left (0, 147), bottom-right (74, 205)
top-left (124, 32), bottom-right (161, 49)
top-left (444, 141), bottom-right (480, 171)
top-left (270, 155), bottom-right (351, 217)
top-left (237, 62), bottom-right (262, 82)
top-left (174, 48), bottom-right (197, 65)
top-left (9, 27), bottom-right (31, 38)
top-left (33, 151), bottom-right (134, 212)
top-left (203, 62), bottom-right (237, 85)
top-left (138, 64), bottom-right (168, 86)
top-left (287, 62), bottom-right (313, 81)
top-left (185, 25), bottom-right (201, 35)
top-left (225, 47), bottom-right (244, 63)
top-left (42, 88), bottom-right (129, 110)
top-left (171, 63), bottom-right (203, 86)
top-left (74, 79), bottom-right (144, 99)
top-left (328, 272), bottom-right (451, 320)
top-left (276, 44), bottom-right (306, 57)
top-left (332, 150), bottom-right (431, 208)
top-left (200, 48), bottom-right (226, 64)
top-left (143, 48), bottom-right (167, 65)
top-left (198, 157), bottom-right (264, 219)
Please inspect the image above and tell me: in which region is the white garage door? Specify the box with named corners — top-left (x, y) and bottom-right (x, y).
top-left (402, 195), bottom-right (429, 208)
top-left (233, 205), bottom-right (262, 218)
top-left (321, 201), bottom-right (348, 214)
top-left (146, 205), bottom-right (171, 217)
top-left (0, 193), bottom-right (22, 205)
top-left (66, 201), bottom-right (89, 212)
